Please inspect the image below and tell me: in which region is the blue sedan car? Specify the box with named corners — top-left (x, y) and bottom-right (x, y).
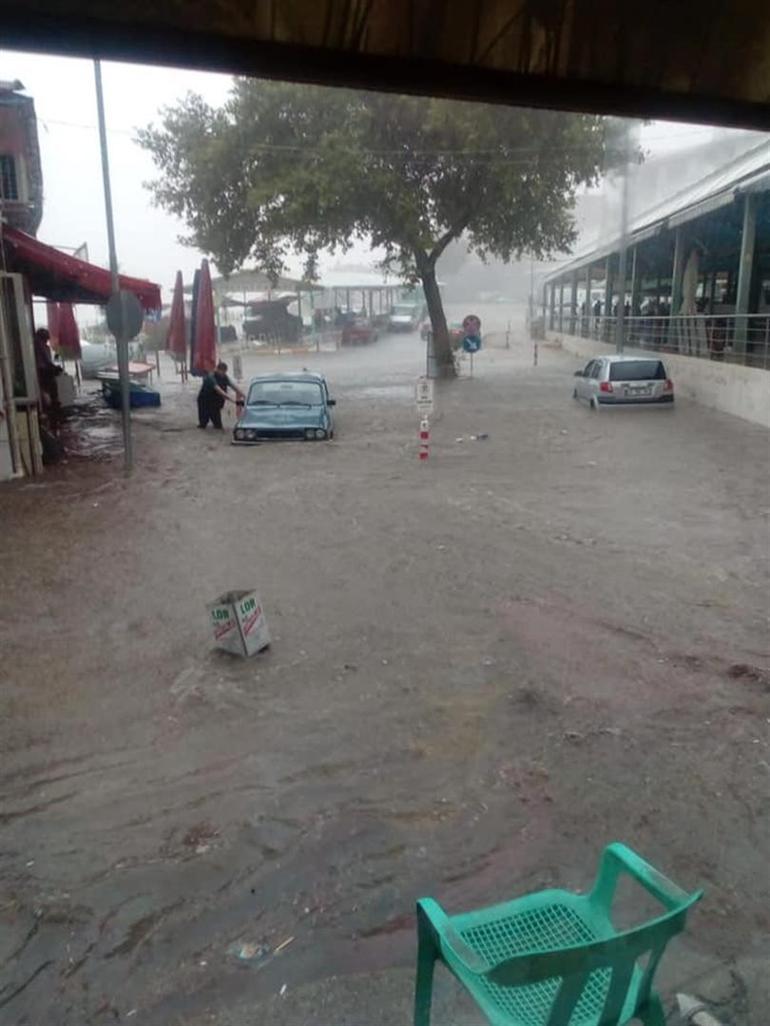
top-left (232, 372), bottom-right (336, 444)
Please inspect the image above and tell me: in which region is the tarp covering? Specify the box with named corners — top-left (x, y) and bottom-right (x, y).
top-left (1, 224), bottom-right (162, 310)
top-left (57, 302), bottom-right (82, 360)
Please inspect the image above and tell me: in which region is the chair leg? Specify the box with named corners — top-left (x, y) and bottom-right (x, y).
top-left (638, 993), bottom-right (666, 1026)
top-left (414, 932), bottom-right (437, 1026)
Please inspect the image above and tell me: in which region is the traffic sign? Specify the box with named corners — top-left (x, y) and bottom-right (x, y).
top-left (462, 313), bottom-right (482, 354)
top-left (106, 289), bottom-right (144, 341)
top-left (415, 376), bottom-right (434, 414)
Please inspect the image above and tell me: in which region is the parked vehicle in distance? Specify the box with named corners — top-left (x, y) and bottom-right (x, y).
top-left (573, 355), bottom-right (674, 408)
top-left (233, 372), bottom-right (336, 444)
top-left (341, 316), bottom-right (378, 346)
top-left (388, 303), bottom-right (423, 331)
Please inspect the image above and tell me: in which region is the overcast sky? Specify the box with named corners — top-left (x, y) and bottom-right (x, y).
top-left (0, 49), bottom-right (753, 309)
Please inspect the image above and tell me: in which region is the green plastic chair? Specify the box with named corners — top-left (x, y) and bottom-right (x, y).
top-left (414, 843), bottom-right (702, 1026)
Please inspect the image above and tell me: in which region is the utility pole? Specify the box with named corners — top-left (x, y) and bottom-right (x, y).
top-left (94, 59), bottom-right (132, 473)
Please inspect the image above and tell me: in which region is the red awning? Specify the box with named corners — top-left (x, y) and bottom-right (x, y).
top-left (1, 224), bottom-right (161, 311)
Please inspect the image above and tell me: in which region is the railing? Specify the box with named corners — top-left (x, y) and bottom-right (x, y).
top-left (550, 313), bottom-right (770, 369)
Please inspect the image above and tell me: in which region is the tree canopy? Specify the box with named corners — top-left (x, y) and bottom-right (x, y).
top-left (139, 81), bottom-right (612, 373)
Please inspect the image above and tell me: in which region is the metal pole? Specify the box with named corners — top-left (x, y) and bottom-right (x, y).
top-left (734, 193), bottom-right (757, 357)
top-left (94, 59), bottom-right (132, 473)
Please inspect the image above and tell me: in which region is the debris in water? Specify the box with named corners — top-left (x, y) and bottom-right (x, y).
top-left (228, 941), bottom-right (270, 965)
top-left (677, 994), bottom-right (725, 1026)
top-left (280, 983), bottom-right (288, 997)
top-left (274, 936), bottom-right (294, 954)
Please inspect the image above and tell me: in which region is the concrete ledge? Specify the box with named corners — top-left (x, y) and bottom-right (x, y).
top-left (550, 331), bottom-right (770, 429)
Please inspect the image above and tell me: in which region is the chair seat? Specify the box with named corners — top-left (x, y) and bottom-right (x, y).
top-left (456, 895), bottom-right (640, 1026)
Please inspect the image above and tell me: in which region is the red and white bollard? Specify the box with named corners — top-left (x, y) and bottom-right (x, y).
top-left (419, 417), bottom-right (430, 461)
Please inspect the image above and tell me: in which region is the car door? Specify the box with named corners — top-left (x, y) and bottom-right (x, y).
top-left (577, 360), bottom-right (595, 399)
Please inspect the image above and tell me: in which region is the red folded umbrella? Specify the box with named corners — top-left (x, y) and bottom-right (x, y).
top-left (46, 301), bottom-right (60, 351)
top-left (166, 270), bottom-right (187, 358)
top-left (57, 302), bottom-right (81, 360)
top-left (191, 258), bottom-right (216, 375)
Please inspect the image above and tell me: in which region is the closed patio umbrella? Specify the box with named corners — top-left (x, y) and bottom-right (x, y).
top-left (191, 259), bottom-right (216, 375)
top-left (166, 270), bottom-right (187, 372)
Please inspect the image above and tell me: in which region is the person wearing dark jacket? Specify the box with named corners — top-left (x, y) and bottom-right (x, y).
top-left (197, 361), bottom-right (244, 429)
top-left (34, 327), bottom-right (63, 431)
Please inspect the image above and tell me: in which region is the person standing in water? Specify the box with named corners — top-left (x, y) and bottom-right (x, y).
top-left (197, 361), bottom-right (244, 429)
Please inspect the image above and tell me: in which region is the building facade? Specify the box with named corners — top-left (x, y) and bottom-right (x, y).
top-left (0, 80), bottom-right (43, 236)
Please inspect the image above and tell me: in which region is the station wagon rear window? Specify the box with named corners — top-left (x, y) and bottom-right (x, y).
top-left (609, 360), bottom-right (666, 381)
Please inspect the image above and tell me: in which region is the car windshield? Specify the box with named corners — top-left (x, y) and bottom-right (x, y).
top-left (247, 380), bottom-right (324, 406)
top-left (392, 305), bottom-right (416, 316)
top-left (609, 360), bottom-right (666, 381)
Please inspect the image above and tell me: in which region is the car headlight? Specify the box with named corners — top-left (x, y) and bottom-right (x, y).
top-left (235, 428), bottom-right (245, 440)
top-left (315, 428), bottom-right (326, 439)
top-left (305, 428), bottom-right (315, 440)
top-left (246, 429), bottom-right (257, 440)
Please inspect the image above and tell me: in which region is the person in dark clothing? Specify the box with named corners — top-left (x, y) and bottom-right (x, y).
top-left (34, 327), bottom-right (63, 431)
top-left (197, 361), bottom-right (244, 429)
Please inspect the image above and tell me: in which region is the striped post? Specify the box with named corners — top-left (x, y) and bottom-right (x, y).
top-left (419, 417), bottom-right (430, 461)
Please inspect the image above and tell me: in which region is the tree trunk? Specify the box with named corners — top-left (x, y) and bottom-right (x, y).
top-left (419, 257), bottom-right (455, 378)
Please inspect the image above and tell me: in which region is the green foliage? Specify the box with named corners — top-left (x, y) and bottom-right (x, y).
top-left (138, 81), bottom-right (611, 369)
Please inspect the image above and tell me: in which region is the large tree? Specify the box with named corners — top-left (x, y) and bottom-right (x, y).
top-left (139, 81), bottom-right (609, 375)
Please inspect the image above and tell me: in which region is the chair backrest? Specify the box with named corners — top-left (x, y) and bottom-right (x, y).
top-left (486, 900), bottom-right (700, 1026)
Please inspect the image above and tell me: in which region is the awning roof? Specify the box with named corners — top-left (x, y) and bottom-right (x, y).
top-left (1, 224), bottom-right (162, 310)
top-left (545, 140), bottom-right (770, 284)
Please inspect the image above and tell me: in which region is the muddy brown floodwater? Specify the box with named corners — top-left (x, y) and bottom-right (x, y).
top-left (1, 325), bottom-right (769, 1025)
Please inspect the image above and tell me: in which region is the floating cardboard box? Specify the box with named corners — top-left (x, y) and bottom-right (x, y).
top-left (208, 589), bottom-right (270, 657)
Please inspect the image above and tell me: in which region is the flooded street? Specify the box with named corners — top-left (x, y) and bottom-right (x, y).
top-left (1, 316), bottom-right (769, 1024)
